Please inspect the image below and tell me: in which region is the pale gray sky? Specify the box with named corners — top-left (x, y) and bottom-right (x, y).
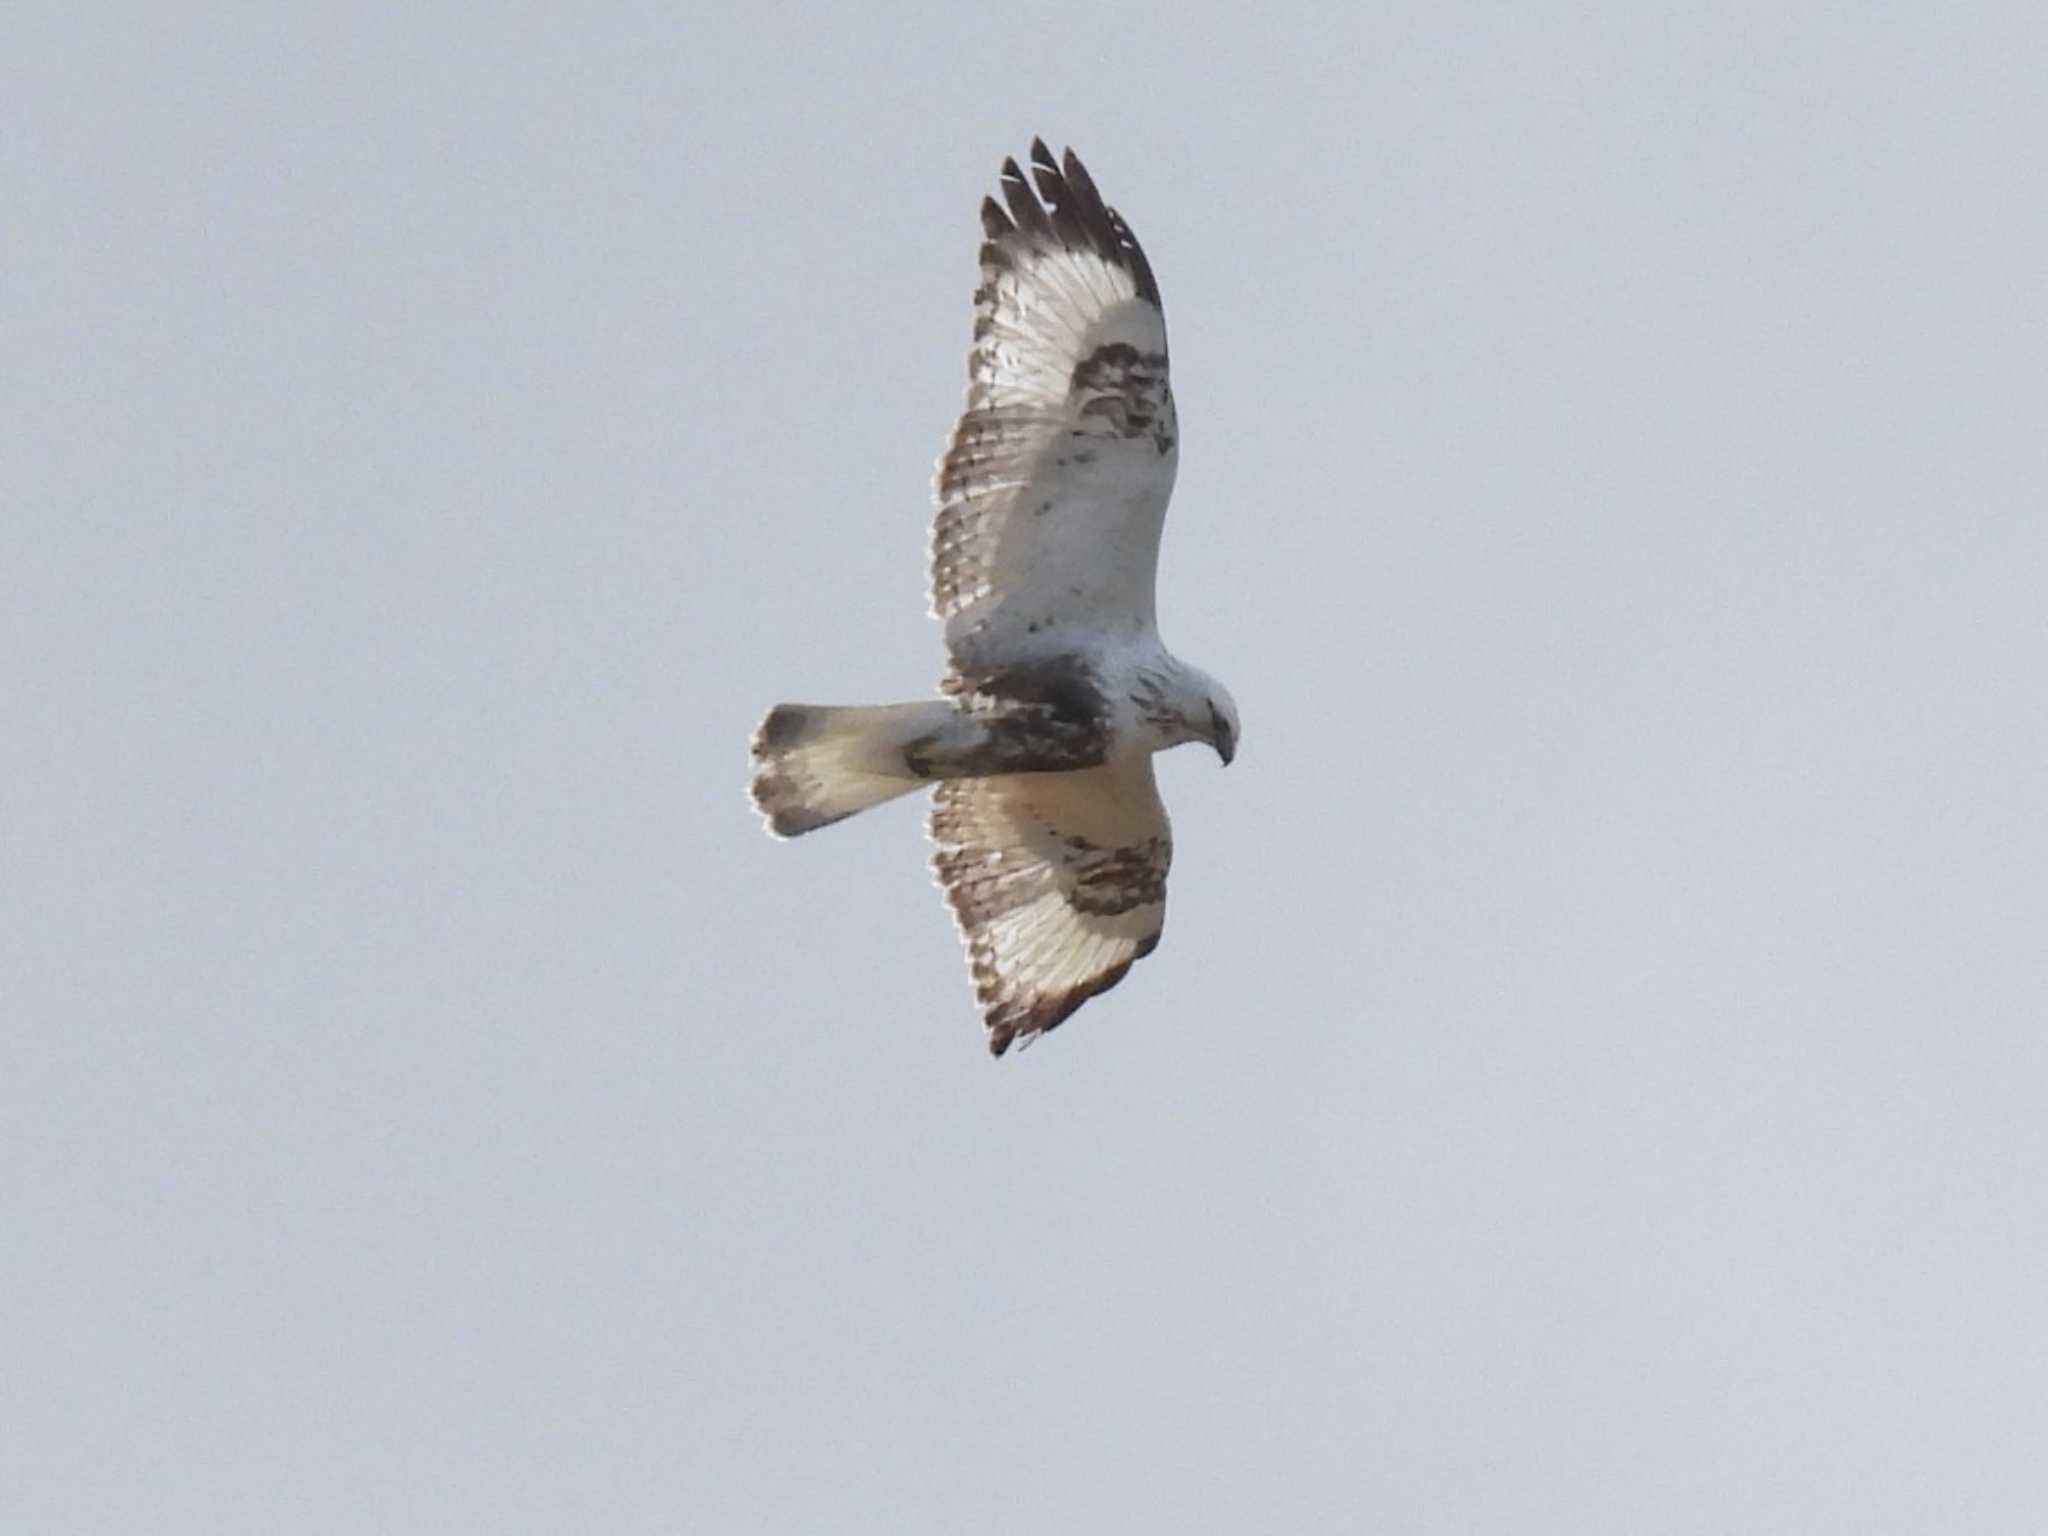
top-left (9, 4), bottom-right (2047, 1531)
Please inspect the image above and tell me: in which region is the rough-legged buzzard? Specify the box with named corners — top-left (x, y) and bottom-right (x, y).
top-left (750, 141), bottom-right (1238, 1056)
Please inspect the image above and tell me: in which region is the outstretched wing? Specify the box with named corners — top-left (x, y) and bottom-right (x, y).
top-left (931, 141), bottom-right (1178, 681)
top-left (929, 757), bottom-right (1171, 1056)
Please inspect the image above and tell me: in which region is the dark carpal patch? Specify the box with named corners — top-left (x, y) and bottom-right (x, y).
top-left (1063, 834), bottom-right (1170, 916)
top-left (1071, 343), bottom-right (1175, 453)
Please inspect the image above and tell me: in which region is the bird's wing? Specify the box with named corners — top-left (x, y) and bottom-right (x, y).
top-left (931, 141), bottom-right (1178, 683)
top-left (929, 755), bottom-right (1171, 1055)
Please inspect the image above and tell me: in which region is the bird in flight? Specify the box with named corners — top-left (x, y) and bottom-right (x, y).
top-left (749, 140), bottom-right (1239, 1056)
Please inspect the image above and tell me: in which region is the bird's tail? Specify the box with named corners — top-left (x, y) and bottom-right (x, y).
top-left (748, 700), bottom-right (953, 838)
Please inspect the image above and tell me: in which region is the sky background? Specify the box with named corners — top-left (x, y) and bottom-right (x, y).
top-left (9, 4), bottom-right (2047, 1531)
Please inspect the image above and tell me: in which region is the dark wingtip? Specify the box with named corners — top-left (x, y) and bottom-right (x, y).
top-left (1027, 144), bottom-right (1064, 210)
top-left (1000, 158), bottom-right (1050, 236)
top-left (980, 955), bottom-right (1147, 1059)
top-left (982, 139), bottom-right (1161, 310)
top-left (1060, 147), bottom-right (1101, 211)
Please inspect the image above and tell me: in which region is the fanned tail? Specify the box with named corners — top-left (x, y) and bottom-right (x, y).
top-left (748, 701), bottom-right (953, 838)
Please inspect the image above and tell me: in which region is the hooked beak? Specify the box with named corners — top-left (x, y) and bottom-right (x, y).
top-left (1206, 704), bottom-right (1236, 766)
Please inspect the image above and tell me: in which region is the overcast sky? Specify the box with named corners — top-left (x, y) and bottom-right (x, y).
top-left (9, 4), bottom-right (2047, 1531)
